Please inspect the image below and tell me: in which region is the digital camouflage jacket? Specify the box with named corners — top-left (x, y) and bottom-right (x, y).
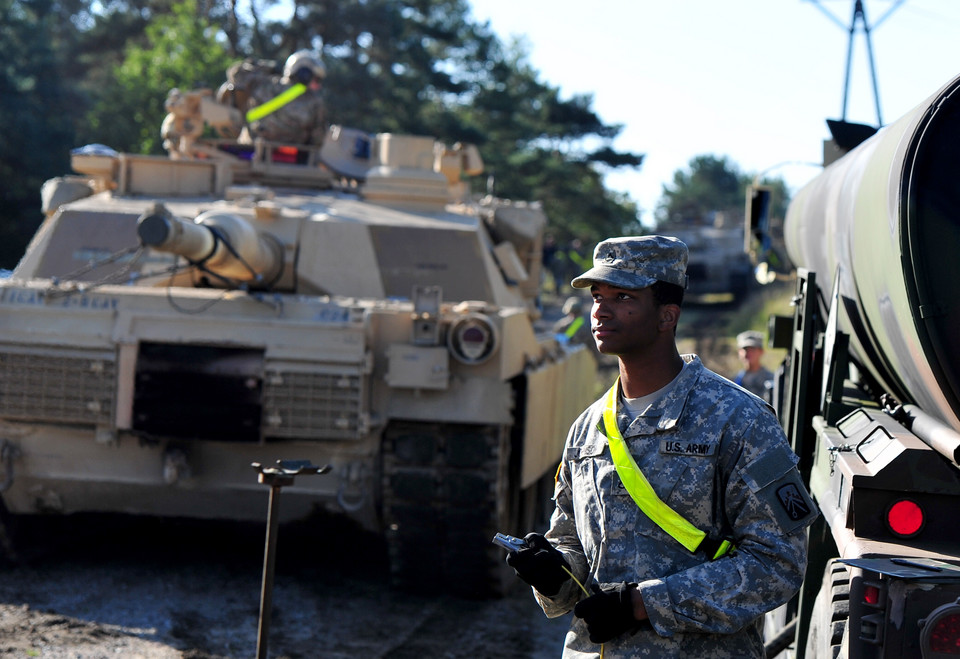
top-left (534, 355), bottom-right (817, 658)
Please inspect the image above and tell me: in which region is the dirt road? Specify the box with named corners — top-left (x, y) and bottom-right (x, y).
top-left (0, 514), bottom-right (569, 658)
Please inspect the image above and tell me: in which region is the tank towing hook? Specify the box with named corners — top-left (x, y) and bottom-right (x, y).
top-left (252, 460), bottom-right (331, 659)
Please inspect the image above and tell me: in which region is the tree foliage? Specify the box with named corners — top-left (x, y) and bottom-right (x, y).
top-left (1, 0), bottom-right (648, 268)
top-left (655, 154), bottom-right (788, 229)
top-left (0, 0), bottom-right (77, 266)
top-left (83, 0), bottom-right (234, 153)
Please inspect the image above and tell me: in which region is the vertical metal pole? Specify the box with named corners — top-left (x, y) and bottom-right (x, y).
top-left (840, 0), bottom-right (860, 121)
top-left (858, 0), bottom-right (884, 126)
top-left (256, 483), bottom-right (282, 659)
top-left (251, 460), bottom-right (328, 659)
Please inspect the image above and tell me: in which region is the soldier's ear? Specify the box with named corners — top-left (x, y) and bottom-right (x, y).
top-left (658, 303), bottom-right (680, 331)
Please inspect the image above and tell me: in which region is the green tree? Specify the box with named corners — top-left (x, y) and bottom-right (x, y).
top-left (654, 153), bottom-right (790, 246)
top-left (82, 0), bottom-right (233, 153)
top-left (450, 37), bottom-right (643, 244)
top-left (655, 155), bottom-right (747, 227)
top-left (0, 0), bottom-right (77, 266)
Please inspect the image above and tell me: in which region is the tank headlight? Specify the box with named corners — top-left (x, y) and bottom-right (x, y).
top-left (886, 498), bottom-right (925, 538)
top-left (920, 598), bottom-right (960, 657)
top-left (447, 314), bottom-right (498, 365)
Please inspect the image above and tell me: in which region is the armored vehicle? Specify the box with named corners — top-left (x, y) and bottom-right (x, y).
top-left (0, 88), bottom-right (596, 596)
top-left (660, 217), bottom-right (754, 304)
top-left (758, 73), bottom-right (960, 657)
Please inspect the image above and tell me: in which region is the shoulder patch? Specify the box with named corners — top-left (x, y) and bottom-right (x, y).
top-left (776, 482), bottom-right (813, 521)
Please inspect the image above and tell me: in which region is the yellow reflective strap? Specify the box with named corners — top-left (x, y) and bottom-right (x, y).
top-left (563, 316), bottom-right (584, 339)
top-left (245, 83), bottom-right (307, 123)
top-left (712, 539), bottom-right (733, 560)
top-left (602, 380), bottom-right (707, 554)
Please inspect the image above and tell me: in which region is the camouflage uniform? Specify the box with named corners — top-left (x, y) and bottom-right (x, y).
top-left (534, 355), bottom-right (817, 658)
top-left (735, 366), bottom-right (774, 400)
top-left (246, 76), bottom-right (326, 146)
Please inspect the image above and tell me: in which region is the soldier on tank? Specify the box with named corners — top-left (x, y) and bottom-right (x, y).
top-left (507, 235), bottom-right (817, 658)
top-left (221, 50), bottom-right (327, 147)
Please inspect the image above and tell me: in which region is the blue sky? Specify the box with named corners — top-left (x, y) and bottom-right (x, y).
top-left (468, 0), bottom-right (960, 225)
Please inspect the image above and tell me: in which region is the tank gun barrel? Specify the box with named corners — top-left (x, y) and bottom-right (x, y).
top-left (137, 203), bottom-right (284, 289)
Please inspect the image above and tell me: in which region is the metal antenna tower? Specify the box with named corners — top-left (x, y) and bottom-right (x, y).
top-left (807, 0), bottom-right (905, 126)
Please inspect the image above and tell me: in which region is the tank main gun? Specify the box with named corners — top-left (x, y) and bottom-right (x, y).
top-left (137, 203), bottom-right (285, 290)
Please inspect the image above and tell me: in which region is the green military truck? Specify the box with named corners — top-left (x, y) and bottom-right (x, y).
top-left (759, 73), bottom-right (960, 657)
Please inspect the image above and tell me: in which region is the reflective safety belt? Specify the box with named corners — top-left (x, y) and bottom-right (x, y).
top-left (602, 380), bottom-right (733, 560)
top-left (563, 316), bottom-right (584, 339)
top-left (245, 83), bottom-right (307, 123)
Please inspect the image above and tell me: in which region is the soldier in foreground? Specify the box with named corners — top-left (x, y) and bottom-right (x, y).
top-left (507, 236), bottom-right (817, 658)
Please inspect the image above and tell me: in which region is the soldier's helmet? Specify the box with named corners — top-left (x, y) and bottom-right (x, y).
top-left (283, 50), bottom-right (327, 85)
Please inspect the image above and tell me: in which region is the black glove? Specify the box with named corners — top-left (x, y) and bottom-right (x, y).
top-left (573, 582), bottom-right (641, 643)
top-left (505, 533), bottom-right (570, 596)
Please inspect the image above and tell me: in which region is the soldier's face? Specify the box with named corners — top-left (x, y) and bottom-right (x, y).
top-left (590, 283), bottom-right (669, 357)
top-left (739, 346), bottom-right (763, 369)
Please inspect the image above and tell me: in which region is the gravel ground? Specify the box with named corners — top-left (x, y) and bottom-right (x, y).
top-left (0, 514), bottom-right (570, 659)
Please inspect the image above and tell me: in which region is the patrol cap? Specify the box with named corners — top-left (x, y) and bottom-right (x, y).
top-left (737, 330), bottom-right (765, 349)
top-left (571, 235), bottom-right (688, 290)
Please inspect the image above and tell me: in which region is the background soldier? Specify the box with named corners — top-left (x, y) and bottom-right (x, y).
top-left (734, 330), bottom-right (774, 402)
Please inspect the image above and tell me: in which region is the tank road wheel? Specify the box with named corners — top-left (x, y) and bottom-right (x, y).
top-left (805, 559), bottom-right (850, 659)
top-left (382, 422), bottom-right (515, 598)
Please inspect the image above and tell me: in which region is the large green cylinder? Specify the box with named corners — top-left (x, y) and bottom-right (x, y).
top-left (785, 73), bottom-right (960, 431)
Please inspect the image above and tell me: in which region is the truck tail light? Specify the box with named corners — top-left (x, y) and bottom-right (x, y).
top-left (921, 599), bottom-right (960, 656)
top-left (886, 498), bottom-right (924, 537)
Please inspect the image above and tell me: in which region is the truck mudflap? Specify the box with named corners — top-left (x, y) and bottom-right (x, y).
top-left (804, 557), bottom-right (960, 659)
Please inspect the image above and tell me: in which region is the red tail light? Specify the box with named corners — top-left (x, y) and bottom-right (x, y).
top-left (271, 146), bottom-right (300, 163)
top-left (886, 499), bottom-right (924, 537)
top-left (921, 599), bottom-right (960, 656)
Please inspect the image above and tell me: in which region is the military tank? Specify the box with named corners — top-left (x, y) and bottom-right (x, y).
top-left (757, 72), bottom-right (960, 657)
top-left (659, 215), bottom-right (754, 304)
top-left (0, 87), bottom-right (596, 596)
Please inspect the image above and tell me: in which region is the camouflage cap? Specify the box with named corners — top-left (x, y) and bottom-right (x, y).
top-left (737, 330), bottom-right (765, 349)
top-left (571, 235), bottom-right (688, 290)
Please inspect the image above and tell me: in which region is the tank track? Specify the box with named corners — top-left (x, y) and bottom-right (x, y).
top-left (0, 502), bottom-right (18, 564)
top-left (382, 421), bottom-right (514, 598)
